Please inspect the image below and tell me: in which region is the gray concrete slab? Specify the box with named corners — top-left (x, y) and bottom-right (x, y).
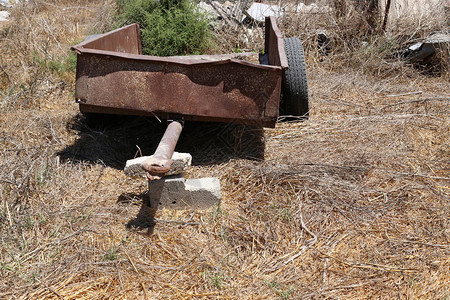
top-left (148, 176), bottom-right (221, 209)
top-left (124, 152), bottom-right (192, 178)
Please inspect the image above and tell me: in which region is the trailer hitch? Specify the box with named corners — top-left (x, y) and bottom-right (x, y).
top-left (142, 120), bottom-right (183, 180)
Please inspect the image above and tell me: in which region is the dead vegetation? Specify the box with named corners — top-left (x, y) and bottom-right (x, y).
top-left (1, 0), bottom-right (449, 299)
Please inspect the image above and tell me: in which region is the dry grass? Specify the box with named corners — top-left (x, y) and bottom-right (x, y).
top-left (1, 0), bottom-right (449, 299)
top-left (278, 0), bottom-right (450, 78)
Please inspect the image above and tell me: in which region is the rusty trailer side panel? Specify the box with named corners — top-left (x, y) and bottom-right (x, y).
top-left (72, 17), bottom-right (287, 128)
top-left (73, 23), bottom-right (142, 55)
top-left (265, 16), bottom-right (288, 69)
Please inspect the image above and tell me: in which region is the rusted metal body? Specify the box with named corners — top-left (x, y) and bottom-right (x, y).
top-left (72, 17), bottom-right (288, 128)
top-left (142, 121), bottom-right (183, 180)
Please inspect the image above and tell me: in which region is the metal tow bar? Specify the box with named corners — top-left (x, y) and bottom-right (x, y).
top-left (142, 120), bottom-right (183, 180)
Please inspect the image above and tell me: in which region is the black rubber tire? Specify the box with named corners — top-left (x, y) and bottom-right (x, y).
top-left (281, 37), bottom-right (309, 118)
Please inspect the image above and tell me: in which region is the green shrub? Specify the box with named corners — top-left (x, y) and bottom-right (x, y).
top-left (32, 51), bottom-right (77, 75)
top-left (116, 0), bottom-right (213, 56)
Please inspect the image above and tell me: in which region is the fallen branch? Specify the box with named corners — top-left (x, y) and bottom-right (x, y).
top-left (392, 239), bottom-right (449, 249)
top-left (265, 200), bottom-right (317, 273)
top-left (380, 97), bottom-right (450, 110)
top-left (21, 226), bottom-right (89, 263)
top-left (124, 251), bottom-right (150, 300)
top-left (318, 249), bottom-right (419, 273)
top-left (380, 169), bottom-right (450, 180)
top-left (152, 218), bottom-right (200, 226)
top-left (387, 91), bottom-right (422, 97)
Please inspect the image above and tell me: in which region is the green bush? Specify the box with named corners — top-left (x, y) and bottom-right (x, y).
top-left (32, 51), bottom-right (77, 75)
top-left (116, 0), bottom-right (213, 56)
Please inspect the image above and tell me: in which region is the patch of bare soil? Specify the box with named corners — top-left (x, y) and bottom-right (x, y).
top-left (1, 1), bottom-right (449, 299)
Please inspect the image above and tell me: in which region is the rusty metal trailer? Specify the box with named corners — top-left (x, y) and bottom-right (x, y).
top-left (71, 16), bottom-right (308, 178)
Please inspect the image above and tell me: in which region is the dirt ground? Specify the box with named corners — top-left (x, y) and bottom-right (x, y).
top-left (0, 0), bottom-right (449, 299)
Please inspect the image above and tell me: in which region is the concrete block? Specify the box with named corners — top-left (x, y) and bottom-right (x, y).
top-left (148, 176), bottom-right (221, 209)
top-left (124, 152), bottom-right (192, 178)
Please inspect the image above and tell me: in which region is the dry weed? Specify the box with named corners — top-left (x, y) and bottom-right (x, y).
top-left (278, 0), bottom-right (449, 78)
top-left (0, 0), bottom-right (116, 109)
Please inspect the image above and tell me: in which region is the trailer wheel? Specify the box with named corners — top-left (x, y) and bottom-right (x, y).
top-left (281, 37), bottom-right (309, 118)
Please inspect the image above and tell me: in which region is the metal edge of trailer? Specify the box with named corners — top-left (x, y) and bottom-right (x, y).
top-left (265, 16), bottom-right (288, 69)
